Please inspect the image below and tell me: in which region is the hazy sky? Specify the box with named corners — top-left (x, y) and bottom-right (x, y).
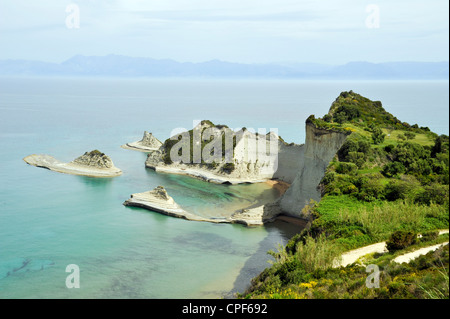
top-left (0, 0), bottom-right (448, 64)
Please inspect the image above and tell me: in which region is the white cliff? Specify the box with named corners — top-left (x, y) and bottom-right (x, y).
top-left (145, 121), bottom-right (303, 184)
top-left (278, 122), bottom-right (348, 218)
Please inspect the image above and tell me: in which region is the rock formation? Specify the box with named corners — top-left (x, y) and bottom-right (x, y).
top-left (145, 121), bottom-right (303, 184)
top-left (122, 131), bottom-right (163, 152)
top-left (72, 150), bottom-right (114, 169)
top-left (23, 150), bottom-right (122, 177)
top-left (123, 186), bottom-right (201, 220)
top-left (123, 186), bottom-right (277, 226)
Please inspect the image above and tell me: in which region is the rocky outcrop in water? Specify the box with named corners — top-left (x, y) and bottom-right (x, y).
top-left (123, 186), bottom-right (276, 226)
top-left (23, 150), bottom-right (122, 177)
top-left (122, 131), bottom-right (163, 152)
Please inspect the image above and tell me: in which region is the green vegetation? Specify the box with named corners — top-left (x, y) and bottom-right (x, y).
top-left (161, 120), bottom-right (237, 172)
top-left (86, 150), bottom-right (105, 157)
top-left (242, 91), bottom-right (449, 299)
top-left (386, 230), bottom-right (417, 252)
top-left (241, 242), bottom-right (449, 299)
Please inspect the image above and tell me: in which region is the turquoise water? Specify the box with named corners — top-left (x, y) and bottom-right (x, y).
top-left (0, 77), bottom-right (448, 298)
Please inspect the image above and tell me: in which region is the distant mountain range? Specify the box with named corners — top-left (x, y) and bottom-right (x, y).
top-left (0, 55), bottom-right (448, 79)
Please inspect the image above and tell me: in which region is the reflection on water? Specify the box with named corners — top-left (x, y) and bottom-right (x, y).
top-left (76, 175), bottom-right (115, 187)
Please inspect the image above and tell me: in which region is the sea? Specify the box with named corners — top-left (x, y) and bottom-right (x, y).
top-left (0, 77), bottom-right (448, 298)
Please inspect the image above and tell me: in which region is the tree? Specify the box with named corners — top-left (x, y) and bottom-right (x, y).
top-left (371, 127), bottom-right (386, 145)
top-left (404, 132), bottom-right (416, 140)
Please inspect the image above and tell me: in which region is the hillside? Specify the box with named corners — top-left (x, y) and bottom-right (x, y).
top-left (0, 55), bottom-right (448, 79)
top-left (241, 91), bottom-right (449, 299)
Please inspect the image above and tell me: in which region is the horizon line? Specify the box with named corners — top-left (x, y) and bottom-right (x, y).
top-left (0, 54), bottom-right (449, 66)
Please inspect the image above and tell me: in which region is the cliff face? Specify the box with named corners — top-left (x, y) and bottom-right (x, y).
top-left (278, 122), bottom-right (348, 218)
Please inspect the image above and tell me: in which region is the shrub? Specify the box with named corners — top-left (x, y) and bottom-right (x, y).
top-left (321, 171), bottom-right (336, 185)
top-left (420, 231), bottom-right (439, 242)
top-left (382, 161), bottom-right (406, 178)
top-left (384, 144), bottom-right (395, 153)
top-left (371, 127), bottom-right (386, 145)
top-left (323, 114), bottom-right (332, 122)
top-left (338, 134), bottom-right (371, 163)
top-left (336, 162), bottom-right (358, 175)
top-left (404, 132), bottom-right (416, 140)
top-left (294, 234), bottom-right (341, 273)
top-left (386, 230), bottom-right (417, 252)
top-left (384, 179), bottom-right (419, 201)
top-left (415, 184), bottom-right (449, 205)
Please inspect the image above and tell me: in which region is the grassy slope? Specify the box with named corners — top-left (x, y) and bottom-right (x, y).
top-left (242, 91), bottom-right (449, 299)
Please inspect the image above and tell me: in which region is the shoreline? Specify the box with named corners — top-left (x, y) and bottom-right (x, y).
top-left (265, 180), bottom-right (291, 196)
top-left (147, 165), bottom-right (269, 185)
top-left (121, 143), bottom-right (159, 153)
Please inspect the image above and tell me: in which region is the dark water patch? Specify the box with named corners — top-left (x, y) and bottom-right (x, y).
top-left (0, 258), bottom-right (55, 280)
top-left (173, 231), bottom-right (251, 257)
top-left (227, 220), bottom-right (305, 297)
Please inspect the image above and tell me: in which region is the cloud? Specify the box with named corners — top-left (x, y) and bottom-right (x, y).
top-left (0, 0), bottom-right (447, 64)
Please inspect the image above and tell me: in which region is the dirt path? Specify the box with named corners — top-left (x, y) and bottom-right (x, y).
top-left (334, 229), bottom-right (449, 268)
top-left (393, 241), bottom-right (449, 264)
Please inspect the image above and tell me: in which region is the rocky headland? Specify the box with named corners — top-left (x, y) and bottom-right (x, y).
top-left (145, 120), bottom-right (303, 185)
top-left (139, 115), bottom-right (349, 224)
top-left (23, 150), bottom-right (122, 177)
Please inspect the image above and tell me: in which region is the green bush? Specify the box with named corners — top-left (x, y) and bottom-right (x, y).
top-left (382, 162), bottom-right (406, 178)
top-left (415, 184), bottom-right (450, 205)
top-left (336, 162), bottom-right (358, 175)
top-left (338, 134), bottom-right (371, 163)
top-left (420, 231), bottom-right (439, 242)
top-left (321, 171), bottom-right (336, 185)
top-left (404, 132), bottom-right (416, 140)
top-left (386, 230), bottom-right (417, 252)
top-left (384, 179), bottom-right (419, 201)
top-left (384, 144), bottom-right (396, 153)
top-left (371, 127), bottom-right (386, 145)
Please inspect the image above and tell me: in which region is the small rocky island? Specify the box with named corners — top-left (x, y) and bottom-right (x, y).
top-left (23, 150), bottom-right (122, 177)
top-left (123, 186), bottom-right (220, 223)
top-left (123, 186), bottom-right (279, 226)
top-left (122, 131), bottom-right (163, 152)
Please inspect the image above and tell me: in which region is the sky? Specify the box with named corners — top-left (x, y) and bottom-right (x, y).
top-left (0, 0), bottom-right (448, 64)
